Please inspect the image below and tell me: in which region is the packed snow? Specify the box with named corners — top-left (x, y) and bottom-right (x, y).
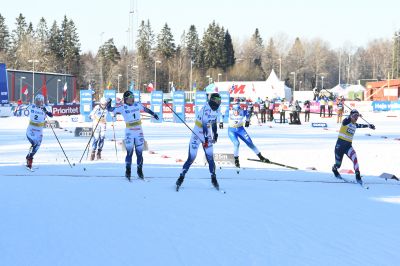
top-left (1, 111), bottom-right (399, 266)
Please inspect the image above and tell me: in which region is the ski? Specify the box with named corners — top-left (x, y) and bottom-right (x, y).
top-left (25, 166), bottom-right (35, 172)
top-left (335, 175), bottom-right (369, 189)
top-left (247, 158), bottom-right (298, 170)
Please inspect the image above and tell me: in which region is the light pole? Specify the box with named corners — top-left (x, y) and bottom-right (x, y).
top-left (321, 76), bottom-right (324, 89)
top-left (190, 60), bottom-right (193, 92)
top-left (278, 58), bottom-right (282, 80)
top-left (132, 65), bottom-right (138, 90)
top-left (28, 59), bottom-right (39, 99)
top-left (218, 73), bottom-right (222, 82)
top-left (19, 76), bottom-right (26, 99)
top-left (56, 79), bottom-right (61, 103)
top-left (117, 74), bottom-right (122, 93)
top-left (290, 72), bottom-right (296, 91)
top-left (154, 60), bottom-right (161, 90)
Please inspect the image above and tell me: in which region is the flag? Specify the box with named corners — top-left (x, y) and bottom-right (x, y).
top-left (107, 81), bottom-right (112, 89)
top-left (63, 82), bottom-right (67, 97)
top-left (42, 83), bottom-right (47, 98)
top-left (192, 81), bottom-right (197, 92)
top-left (22, 85), bottom-right (28, 95)
top-left (146, 83), bottom-right (154, 92)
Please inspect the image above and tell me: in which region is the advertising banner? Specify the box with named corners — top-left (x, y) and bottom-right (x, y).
top-left (150, 91), bottom-right (163, 123)
top-left (195, 91), bottom-right (207, 118)
top-left (172, 91), bottom-right (185, 123)
top-left (133, 90), bottom-right (141, 103)
top-left (80, 90), bottom-right (93, 122)
top-left (0, 63), bottom-right (9, 104)
top-left (372, 101), bottom-right (400, 111)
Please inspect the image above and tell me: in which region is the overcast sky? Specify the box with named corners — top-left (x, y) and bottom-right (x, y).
top-left (2, 0), bottom-right (399, 53)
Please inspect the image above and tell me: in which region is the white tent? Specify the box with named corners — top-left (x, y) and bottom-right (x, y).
top-left (329, 84), bottom-right (346, 96)
top-left (265, 69), bottom-right (292, 101)
top-left (214, 69), bottom-right (292, 101)
top-left (346, 84), bottom-right (366, 93)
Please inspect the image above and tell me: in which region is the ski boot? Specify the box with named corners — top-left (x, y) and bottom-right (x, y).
top-left (96, 149), bottom-right (102, 160)
top-left (211, 174), bottom-right (219, 190)
top-left (355, 170), bottom-right (362, 184)
top-left (137, 166), bottom-right (144, 180)
top-left (90, 151), bottom-right (96, 161)
top-left (257, 153), bottom-right (270, 163)
top-left (125, 164), bottom-right (131, 181)
top-left (332, 165), bottom-right (341, 178)
top-left (234, 156), bottom-right (240, 168)
top-left (176, 173), bottom-right (185, 191)
top-left (26, 156), bottom-right (33, 169)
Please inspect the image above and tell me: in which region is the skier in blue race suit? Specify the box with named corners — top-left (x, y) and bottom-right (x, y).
top-left (176, 93), bottom-right (221, 191)
top-left (228, 101), bottom-right (269, 168)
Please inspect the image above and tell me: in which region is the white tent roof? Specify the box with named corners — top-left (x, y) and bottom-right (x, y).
top-left (346, 84), bottom-right (366, 93)
top-left (265, 69), bottom-right (292, 101)
top-left (329, 84), bottom-right (346, 96)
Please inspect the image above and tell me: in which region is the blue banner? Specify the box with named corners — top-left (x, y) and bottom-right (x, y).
top-left (151, 91), bottom-right (163, 123)
top-left (133, 90), bottom-right (141, 103)
top-left (219, 91), bottom-right (230, 123)
top-left (172, 91), bottom-right (185, 123)
top-left (195, 91), bottom-right (207, 118)
top-left (80, 90), bottom-right (93, 122)
top-left (0, 63), bottom-right (9, 104)
top-left (372, 101), bottom-right (400, 111)
top-left (103, 90), bottom-right (116, 122)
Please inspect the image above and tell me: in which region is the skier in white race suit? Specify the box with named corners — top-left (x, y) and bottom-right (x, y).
top-left (107, 90), bottom-right (159, 181)
top-left (25, 94), bottom-right (53, 169)
top-left (89, 97), bottom-right (109, 160)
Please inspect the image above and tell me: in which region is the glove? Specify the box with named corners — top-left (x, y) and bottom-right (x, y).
top-left (369, 124), bottom-right (375, 130)
top-left (41, 106), bottom-right (47, 112)
top-left (202, 137), bottom-right (209, 148)
top-left (106, 98), bottom-right (112, 109)
top-left (245, 121), bottom-right (250, 127)
top-left (213, 133), bottom-right (218, 144)
top-left (154, 114), bottom-right (159, 120)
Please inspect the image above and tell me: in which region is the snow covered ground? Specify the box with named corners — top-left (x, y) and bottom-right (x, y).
top-left (1, 111), bottom-right (400, 266)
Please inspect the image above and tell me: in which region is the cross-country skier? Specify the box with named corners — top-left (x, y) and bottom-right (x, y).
top-left (25, 94), bottom-right (53, 169)
top-left (332, 109), bottom-right (375, 184)
top-left (228, 101), bottom-right (269, 168)
top-left (89, 97), bottom-right (109, 160)
top-left (176, 93), bottom-right (221, 191)
top-left (106, 90), bottom-right (159, 181)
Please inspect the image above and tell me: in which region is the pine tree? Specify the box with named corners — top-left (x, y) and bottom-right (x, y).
top-left (48, 21), bottom-right (63, 71)
top-left (36, 17), bottom-right (49, 45)
top-left (185, 25), bottom-right (200, 62)
top-left (60, 16), bottom-right (81, 74)
top-left (0, 14), bottom-right (10, 56)
top-left (156, 23), bottom-right (176, 90)
top-left (136, 20), bottom-right (155, 85)
top-left (265, 38), bottom-right (279, 76)
top-left (223, 30), bottom-right (235, 71)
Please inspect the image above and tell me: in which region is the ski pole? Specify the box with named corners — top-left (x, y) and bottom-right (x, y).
top-left (79, 108), bottom-right (107, 163)
top-left (163, 100), bottom-right (204, 143)
top-left (46, 117), bottom-right (72, 168)
top-left (112, 116), bottom-right (118, 160)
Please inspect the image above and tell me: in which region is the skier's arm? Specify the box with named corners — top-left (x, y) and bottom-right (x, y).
top-left (142, 105), bottom-right (159, 120)
top-left (42, 106), bottom-right (53, 118)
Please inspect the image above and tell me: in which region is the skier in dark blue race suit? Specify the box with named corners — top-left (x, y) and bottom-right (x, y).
top-left (176, 93), bottom-right (221, 191)
top-left (228, 101), bottom-right (269, 168)
top-left (332, 109), bottom-right (375, 184)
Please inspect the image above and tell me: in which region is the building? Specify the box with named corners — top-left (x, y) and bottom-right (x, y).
top-left (365, 79), bottom-right (400, 101)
